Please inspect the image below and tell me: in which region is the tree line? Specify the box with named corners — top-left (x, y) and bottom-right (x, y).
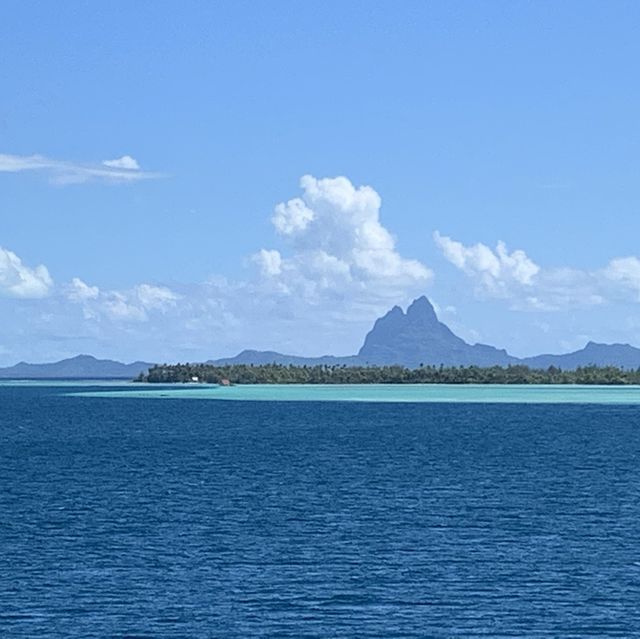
top-left (136, 363), bottom-right (640, 385)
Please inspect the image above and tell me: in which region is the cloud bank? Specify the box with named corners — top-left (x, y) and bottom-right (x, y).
top-left (434, 232), bottom-right (640, 310)
top-left (4, 173), bottom-right (640, 364)
top-left (66, 279), bottom-right (181, 322)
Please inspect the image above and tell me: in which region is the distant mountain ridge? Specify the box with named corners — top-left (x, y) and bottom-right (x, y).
top-left (520, 342), bottom-right (640, 370)
top-left (0, 355), bottom-right (154, 379)
top-left (208, 296), bottom-right (640, 370)
top-left (4, 298), bottom-right (640, 376)
top-left (207, 350), bottom-right (359, 367)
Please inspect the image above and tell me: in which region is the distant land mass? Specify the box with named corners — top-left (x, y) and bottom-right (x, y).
top-left (209, 350), bottom-right (359, 367)
top-left (3, 297), bottom-right (640, 378)
top-left (0, 355), bottom-right (154, 379)
top-left (519, 342), bottom-right (640, 370)
top-left (208, 296), bottom-right (640, 371)
top-left (356, 296), bottom-right (515, 367)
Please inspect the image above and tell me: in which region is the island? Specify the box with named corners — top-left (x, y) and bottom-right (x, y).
top-left (137, 363), bottom-right (640, 385)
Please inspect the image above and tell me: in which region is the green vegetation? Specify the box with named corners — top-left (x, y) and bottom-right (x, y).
top-left (137, 363), bottom-right (640, 385)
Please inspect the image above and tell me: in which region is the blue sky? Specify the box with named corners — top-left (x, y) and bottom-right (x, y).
top-left (2, 1), bottom-right (640, 364)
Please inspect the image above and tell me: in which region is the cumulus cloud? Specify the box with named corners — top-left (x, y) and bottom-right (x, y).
top-left (272, 198), bottom-right (314, 235)
top-left (101, 292), bottom-right (148, 322)
top-left (67, 281), bottom-right (181, 322)
top-left (257, 175), bottom-right (431, 306)
top-left (434, 232), bottom-right (540, 298)
top-left (252, 249), bottom-right (283, 276)
top-left (0, 247), bottom-right (53, 298)
top-left (66, 277), bottom-right (99, 301)
top-left (0, 152), bottom-right (161, 184)
top-left (134, 284), bottom-right (180, 311)
top-left (102, 155), bottom-right (140, 170)
top-left (435, 232), bottom-right (640, 310)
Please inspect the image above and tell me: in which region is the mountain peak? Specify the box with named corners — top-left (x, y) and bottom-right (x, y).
top-left (406, 296), bottom-right (438, 323)
top-left (384, 305), bottom-right (404, 319)
top-left (358, 295), bottom-right (515, 367)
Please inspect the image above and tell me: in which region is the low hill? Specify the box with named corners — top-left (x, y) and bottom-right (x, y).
top-left (521, 341), bottom-right (640, 370)
top-left (208, 350), bottom-right (359, 367)
top-left (0, 355), bottom-right (154, 379)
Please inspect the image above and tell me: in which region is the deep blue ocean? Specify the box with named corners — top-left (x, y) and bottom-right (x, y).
top-left (2, 383), bottom-right (640, 637)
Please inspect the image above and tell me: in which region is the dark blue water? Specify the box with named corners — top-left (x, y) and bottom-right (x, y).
top-left (2, 384), bottom-right (640, 637)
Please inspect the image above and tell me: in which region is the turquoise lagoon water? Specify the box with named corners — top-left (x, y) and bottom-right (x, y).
top-left (69, 381), bottom-right (640, 403)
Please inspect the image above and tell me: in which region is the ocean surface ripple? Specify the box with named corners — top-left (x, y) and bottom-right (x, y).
top-left (1, 384), bottom-right (640, 637)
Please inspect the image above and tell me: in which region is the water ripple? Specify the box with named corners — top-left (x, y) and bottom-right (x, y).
top-left (1, 385), bottom-right (640, 636)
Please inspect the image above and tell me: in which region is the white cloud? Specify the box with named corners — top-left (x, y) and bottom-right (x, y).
top-left (0, 152), bottom-right (160, 184)
top-left (102, 292), bottom-right (148, 322)
top-left (434, 232), bottom-right (540, 298)
top-left (102, 155), bottom-right (140, 170)
top-left (134, 284), bottom-right (180, 311)
top-left (0, 247), bottom-right (53, 298)
top-left (434, 232), bottom-right (640, 310)
top-left (272, 198), bottom-right (314, 235)
top-left (66, 277), bottom-right (99, 301)
top-left (252, 249), bottom-right (283, 276)
top-left (0, 155), bottom-right (51, 172)
top-left (66, 278), bottom-right (180, 322)
top-left (258, 175), bottom-right (431, 306)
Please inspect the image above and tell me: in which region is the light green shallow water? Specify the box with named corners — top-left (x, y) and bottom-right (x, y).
top-left (61, 383), bottom-right (640, 404)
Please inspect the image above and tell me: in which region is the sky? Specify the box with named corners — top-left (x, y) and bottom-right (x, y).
top-left (2, 1), bottom-right (640, 365)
